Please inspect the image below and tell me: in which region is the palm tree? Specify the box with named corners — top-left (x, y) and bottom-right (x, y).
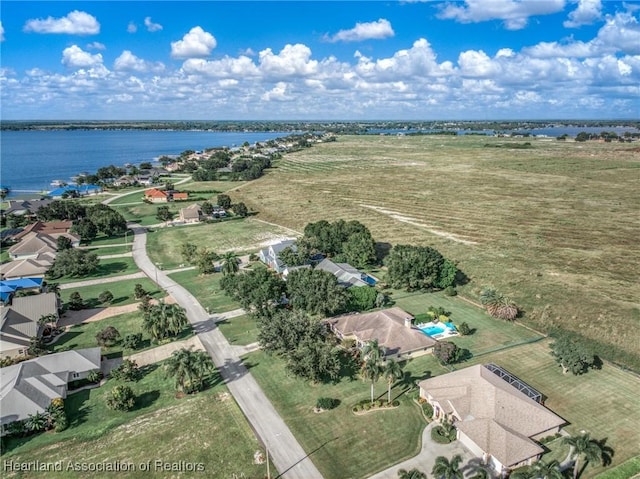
top-left (397, 468), bottom-right (427, 479)
top-left (532, 460), bottom-right (563, 479)
top-left (432, 455), bottom-right (464, 479)
top-left (221, 252), bottom-right (240, 276)
top-left (165, 348), bottom-right (199, 393)
top-left (563, 433), bottom-right (605, 479)
top-left (143, 302), bottom-right (188, 340)
top-left (479, 288), bottom-right (518, 321)
top-left (191, 350), bottom-right (215, 391)
top-left (38, 314), bottom-right (58, 332)
top-left (383, 359), bottom-right (403, 403)
top-left (25, 411), bottom-right (48, 432)
top-left (509, 466), bottom-right (536, 479)
top-left (361, 339), bottom-right (384, 362)
top-left (467, 464), bottom-right (489, 479)
top-left (361, 357), bottom-right (384, 404)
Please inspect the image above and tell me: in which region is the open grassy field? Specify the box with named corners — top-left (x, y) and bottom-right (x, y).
top-left (146, 217), bottom-right (298, 269)
top-left (2, 364), bottom-right (269, 479)
top-left (54, 257), bottom-right (140, 285)
top-left (49, 310), bottom-right (193, 359)
top-left (216, 313), bottom-right (259, 346)
top-left (233, 135), bottom-right (640, 369)
top-left (59, 277), bottom-right (164, 308)
top-left (455, 339), bottom-right (640, 476)
top-left (166, 270), bottom-right (241, 314)
top-left (246, 350), bottom-right (426, 479)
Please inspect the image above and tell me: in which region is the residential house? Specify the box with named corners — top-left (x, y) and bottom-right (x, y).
top-left (0, 278), bottom-right (44, 304)
top-left (47, 184), bottom-right (102, 199)
top-left (0, 293), bottom-right (60, 358)
top-left (0, 348), bottom-right (102, 432)
top-left (418, 364), bottom-right (566, 475)
top-left (315, 258), bottom-right (373, 288)
top-left (326, 307), bottom-right (437, 359)
top-left (12, 221), bottom-right (75, 241)
top-left (7, 233), bottom-right (58, 261)
top-left (144, 188), bottom-right (169, 203)
top-left (2, 199), bottom-right (53, 218)
top-left (258, 239), bottom-right (297, 274)
top-left (172, 192), bottom-right (189, 201)
top-left (179, 204), bottom-right (203, 224)
top-left (211, 205), bottom-right (227, 218)
top-left (0, 254), bottom-right (55, 281)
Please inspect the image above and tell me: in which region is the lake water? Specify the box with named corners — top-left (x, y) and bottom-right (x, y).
top-left (0, 130), bottom-right (288, 196)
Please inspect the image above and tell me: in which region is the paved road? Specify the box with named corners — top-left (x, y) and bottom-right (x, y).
top-left (129, 224), bottom-right (323, 479)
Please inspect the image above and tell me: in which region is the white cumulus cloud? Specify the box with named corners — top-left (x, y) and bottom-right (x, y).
top-left (564, 0), bottom-right (602, 28)
top-left (326, 19), bottom-right (395, 42)
top-left (114, 50), bottom-right (164, 73)
top-left (61, 45), bottom-right (103, 68)
top-left (127, 22), bottom-right (137, 33)
top-left (86, 41), bottom-right (106, 50)
top-left (261, 82), bottom-right (290, 101)
top-left (437, 0), bottom-right (566, 30)
top-left (144, 17), bottom-right (163, 32)
top-left (0, 21), bottom-right (5, 42)
top-left (259, 44), bottom-right (318, 78)
top-left (171, 26), bottom-right (216, 59)
top-left (24, 10), bottom-right (100, 35)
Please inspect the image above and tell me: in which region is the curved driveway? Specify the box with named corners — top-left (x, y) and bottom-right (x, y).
top-left (129, 224), bottom-right (323, 479)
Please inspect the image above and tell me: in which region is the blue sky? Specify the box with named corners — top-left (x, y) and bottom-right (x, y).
top-left (1, 1), bottom-right (639, 120)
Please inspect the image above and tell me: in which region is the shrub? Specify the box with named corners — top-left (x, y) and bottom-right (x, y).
top-left (95, 326), bottom-right (120, 347)
top-left (87, 369), bottom-right (102, 383)
top-left (458, 322), bottom-right (471, 336)
top-left (444, 286), bottom-right (457, 296)
top-left (431, 426), bottom-right (453, 444)
top-left (106, 385), bottom-right (136, 411)
top-left (363, 403), bottom-right (371, 411)
top-left (353, 405), bottom-right (361, 412)
top-left (98, 290), bottom-right (114, 304)
top-left (133, 284), bottom-right (147, 300)
top-left (422, 402), bottom-right (434, 418)
top-left (110, 359), bottom-right (141, 382)
top-left (392, 400), bottom-right (400, 407)
top-left (122, 333), bottom-right (143, 350)
top-left (67, 292), bottom-right (84, 310)
top-left (316, 397), bottom-right (339, 410)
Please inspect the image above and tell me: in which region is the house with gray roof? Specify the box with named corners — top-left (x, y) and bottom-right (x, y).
top-left (0, 348), bottom-right (101, 432)
top-left (418, 364), bottom-right (565, 475)
top-left (0, 253), bottom-right (55, 280)
top-left (327, 307), bottom-right (436, 359)
top-left (2, 199), bottom-right (53, 218)
top-left (258, 239), bottom-right (297, 274)
top-left (0, 293), bottom-right (60, 358)
top-left (315, 258), bottom-right (370, 288)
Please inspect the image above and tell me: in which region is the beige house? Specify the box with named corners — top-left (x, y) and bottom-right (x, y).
top-left (419, 364), bottom-right (565, 475)
top-left (179, 203), bottom-right (203, 223)
top-left (327, 307), bottom-right (436, 359)
top-left (0, 253), bottom-right (56, 280)
top-left (0, 293), bottom-right (60, 358)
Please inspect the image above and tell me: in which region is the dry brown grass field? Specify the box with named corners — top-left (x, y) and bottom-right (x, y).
top-left (233, 135), bottom-right (640, 369)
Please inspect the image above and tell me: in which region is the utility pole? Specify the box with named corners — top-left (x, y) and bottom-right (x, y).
top-left (266, 446), bottom-right (270, 479)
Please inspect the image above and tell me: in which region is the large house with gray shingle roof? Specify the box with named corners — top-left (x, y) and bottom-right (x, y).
top-left (327, 307), bottom-right (436, 359)
top-left (419, 364), bottom-right (565, 475)
top-left (0, 293), bottom-right (60, 358)
top-left (315, 258), bottom-right (371, 288)
top-left (0, 348), bottom-right (102, 433)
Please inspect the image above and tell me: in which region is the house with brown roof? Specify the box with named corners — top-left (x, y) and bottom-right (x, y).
top-left (418, 364), bottom-right (565, 475)
top-left (12, 221), bottom-right (75, 241)
top-left (179, 204), bottom-right (203, 223)
top-left (326, 307), bottom-right (436, 359)
top-left (172, 192), bottom-right (189, 201)
top-left (7, 232), bottom-right (58, 261)
top-left (0, 293), bottom-right (60, 358)
top-left (144, 188), bottom-right (169, 203)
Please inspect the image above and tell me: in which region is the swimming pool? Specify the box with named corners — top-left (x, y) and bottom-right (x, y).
top-left (418, 322), bottom-right (457, 337)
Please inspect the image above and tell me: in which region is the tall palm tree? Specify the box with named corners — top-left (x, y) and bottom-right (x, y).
top-left (532, 460), bottom-right (563, 479)
top-left (383, 359), bottom-right (403, 403)
top-left (361, 339), bottom-right (384, 363)
top-left (143, 302), bottom-right (188, 340)
top-left (38, 314), bottom-right (58, 331)
top-left (221, 252), bottom-right (240, 276)
top-left (563, 433), bottom-right (605, 479)
top-left (467, 464), bottom-right (489, 479)
top-left (397, 468), bottom-right (427, 479)
top-left (361, 357), bottom-right (384, 404)
top-left (432, 455), bottom-right (463, 479)
top-left (191, 350), bottom-right (215, 391)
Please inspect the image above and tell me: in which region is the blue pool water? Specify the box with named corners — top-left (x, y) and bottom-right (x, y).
top-left (419, 322), bottom-right (457, 337)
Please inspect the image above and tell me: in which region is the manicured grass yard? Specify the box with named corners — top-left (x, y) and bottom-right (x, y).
top-left (246, 350), bottom-right (427, 479)
top-left (167, 269), bottom-right (241, 314)
top-left (54, 257), bottom-right (140, 285)
top-left (85, 231), bottom-right (132, 247)
top-left (458, 340), bottom-right (640, 477)
top-left (147, 217), bottom-right (298, 269)
top-left (88, 244), bottom-right (132, 256)
top-left (2, 365), bottom-right (269, 479)
top-left (216, 314), bottom-right (258, 346)
top-left (595, 456), bottom-right (640, 479)
top-left (389, 290), bottom-right (545, 356)
top-left (59, 278), bottom-right (164, 308)
top-left (49, 311), bottom-right (192, 359)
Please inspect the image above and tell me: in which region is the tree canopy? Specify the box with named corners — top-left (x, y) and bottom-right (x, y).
top-left (47, 249), bottom-right (99, 278)
top-left (385, 244), bottom-right (458, 291)
top-left (220, 267), bottom-right (286, 317)
top-left (302, 220), bottom-right (376, 266)
top-left (286, 268), bottom-right (348, 316)
top-left (551, 333), bottom-right (597, 375)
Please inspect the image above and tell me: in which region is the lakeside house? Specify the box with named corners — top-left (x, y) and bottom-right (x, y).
top-left (0, 347), bottom-right (102, 433)
top-left (418, 364), bottom-right (565, 475)
top-left (0, 292), bottom-right (60, 358)
top-left (1, 199), bottom-right (53, 219)
top-left (314, 258), bottom-right (372, 288)
top-left (47, 184), bottom-right (103, 199)
top-left (326, 307), bottom-right (437, 359)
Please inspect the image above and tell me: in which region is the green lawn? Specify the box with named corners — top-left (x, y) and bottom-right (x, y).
top-left (54, 257), bottom-right (140, 285)
top-left (88, 244), bottom-right (132, 256)
top-left (457, 340), bottom-right (640, 477)
top-left (595, 456), bottom-right (640, 479)
top-left (167, 269), bottom-right (241, 313)
top-left (147, 217), bottom-right (298, 269)
top-left (112, 203), bottom-right (169, 226)
top-left (2, 365), bottom-right (270, 479)
top-left (390, 290), bottom-right (544, 356)
top-left (49, 311), bottom-right (192, 359)
top-left (216, 314), bottom-right (259, 346)
top-left (84, 231), bottom-right (132, 247)
top-left (246, 350), bottom-right (427, 479)
top-left (178, 179), bottom-right (246, 193)
top-left (59, 278), bottom-right (164, 309)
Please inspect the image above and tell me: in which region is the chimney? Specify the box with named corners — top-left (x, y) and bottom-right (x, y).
top-left (404, 316), bottom-right (412, 329)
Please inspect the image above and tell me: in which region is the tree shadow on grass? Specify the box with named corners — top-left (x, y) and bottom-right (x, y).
top-left (110, 296), bottom-right (128, 305)
top-left (133, 390), bottom-right (160, 410)
top-left (375, 242), bottom-right (392, 262)
top-left (95, 261), bottom-right (130, 277)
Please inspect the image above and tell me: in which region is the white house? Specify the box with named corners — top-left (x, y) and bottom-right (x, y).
top-left (258, 239), bottom-right (297, 274)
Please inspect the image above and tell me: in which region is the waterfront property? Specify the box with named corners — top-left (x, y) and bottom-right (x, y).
top-left (326, 306), bottom-right (437, 359)
top-left (1, 199), bottom-right (53, 219)
top-left (418, 364), bottom-right (565, 476)
top-left (47, 184), bottom-right (103, 199)
top-left (0, 347), bottom-right (102, 433)
top-left (144, 188), bottom-right (189, 203)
